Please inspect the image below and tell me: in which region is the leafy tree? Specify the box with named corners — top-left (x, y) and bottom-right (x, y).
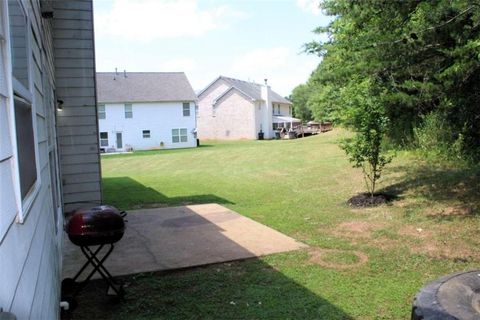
top-left (290, 84), bottom-right (312, 121)
top-left (297, 0), bottom-right (480, 162)
top-left (341, 79), bottom-right (393, 197)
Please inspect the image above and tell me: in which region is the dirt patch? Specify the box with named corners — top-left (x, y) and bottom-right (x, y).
top-left (398, 225), bottom-right (433, 239)
top-left (409, 238), bottom-right (478, 260)
top-left (308, 248), bottom-right (368, 270)
top-left (397, 225), bottom-right (478, 260)
top-left (329, 221), bottom-right (386, 239)
top-left (347, 193), bottom-right (395, 207)
top-left (424, 206), bottom-right (475, 217)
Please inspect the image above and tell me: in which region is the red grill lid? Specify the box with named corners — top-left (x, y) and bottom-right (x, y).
top-left (66, 205), bottom-right (125, 246)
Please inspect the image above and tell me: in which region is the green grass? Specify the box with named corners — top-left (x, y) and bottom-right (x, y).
top-left (73, 129), bottom-right (480, 319)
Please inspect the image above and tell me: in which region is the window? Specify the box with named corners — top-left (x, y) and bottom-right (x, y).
top-left (98, 104), bottom-right (105, 119)
top-left (277, 105), bottom-right (280, 115)
top-left (9, 0), bottom-right (39, 205)
top-left (100, 132), bottom-right (108, 147)
top-left (14, 96), bottom-right (36, 199)
top-left (142, 130), bottom-right (150, 138)
top-left (183, 102), bottom-right (190, 116)
top-left (289, 106), bottom-right (292, 115)
top-left (172, 128), bottom-right (188, 143)
top-left (125, 103), bottom-right (132, 118)
top-left (9, 0), bottom-right (28, 90)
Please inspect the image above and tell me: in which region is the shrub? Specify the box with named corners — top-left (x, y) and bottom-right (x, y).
top-left (414, 111), bottom-right (464, 161)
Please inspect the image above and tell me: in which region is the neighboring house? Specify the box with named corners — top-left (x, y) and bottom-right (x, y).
top-left (0, 1), bottom-right (101, 319)
top-left (96, 72), bottom-right (198, 151)
top-left (197, 76), bottom-right (296, 140)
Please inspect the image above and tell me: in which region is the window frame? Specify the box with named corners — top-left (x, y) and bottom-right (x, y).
top-left (142, 130), bottom-right (150, 139)
top-left (99, 131), bottom-right (109, 147)
top-left (98, 104), bottom-right (106, 119)
top-left (124, 103), bottom-right (132, 118)
top-left (182, 102), bottom-right (190, 117)
top-left (172, 128), bottom-right (188, 143)
top-left (6, 0), bottom-right (41, 223)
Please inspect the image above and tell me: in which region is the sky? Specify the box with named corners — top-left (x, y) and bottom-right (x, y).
top-left (93, 0), bottom-right (333, 97)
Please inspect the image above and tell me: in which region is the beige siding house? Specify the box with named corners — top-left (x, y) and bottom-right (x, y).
top-left (0, 0), bottom-right (100, 318)
top-left (197, 76), bottom-right (294, 140)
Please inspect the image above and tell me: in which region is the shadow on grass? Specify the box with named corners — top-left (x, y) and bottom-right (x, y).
top-left (70, 258), bottom-right (353, 320)
top-left (66, 179), bottom-right (352, 319)
top-left (380, 164), bottom-right (480, 219)
top-left (103, 177), bottom-right (234, 210)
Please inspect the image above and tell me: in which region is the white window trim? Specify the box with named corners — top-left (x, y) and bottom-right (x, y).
top-left (98, 104), bottom-right (106, 119)
top-left (6, 0), bottom-right (42, 223)
top-left (183, 102), bottom-right (190, 117)
top-left (124, 103), bottom-right (132, 118)
top-left (99, 132), bottom-right (108, 147)
top-left (172, 128), bottom-right (188, 143)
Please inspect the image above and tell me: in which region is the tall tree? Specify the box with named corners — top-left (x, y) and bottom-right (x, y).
top-left (290, 84), bottom-right (313, 121)
top-left (297, 0), bottom-right (480, 161)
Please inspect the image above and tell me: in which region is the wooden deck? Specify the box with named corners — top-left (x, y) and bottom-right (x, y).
top-left (293, 122), bottom-right (333, 138)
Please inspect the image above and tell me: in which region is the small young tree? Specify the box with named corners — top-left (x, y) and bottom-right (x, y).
top-left (341, 84), bottom-right (393, 197)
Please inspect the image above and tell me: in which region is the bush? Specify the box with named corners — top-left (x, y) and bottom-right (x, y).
top-left (414, 111), bottom-right (464, 161)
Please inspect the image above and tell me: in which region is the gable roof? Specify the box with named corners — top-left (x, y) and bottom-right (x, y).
top-left (212, 86), bottom-right (256, 106)
top-left (198, 76), bottom-right (292, 105)
top-left (97, 72), bottom-right (197, 103)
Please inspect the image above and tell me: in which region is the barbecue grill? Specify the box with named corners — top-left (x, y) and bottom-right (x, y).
top-left (62, 205), bottom-right (127, 305)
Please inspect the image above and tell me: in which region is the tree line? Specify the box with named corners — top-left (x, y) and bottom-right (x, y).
top-left (291, 0), bottom-right (480, 163)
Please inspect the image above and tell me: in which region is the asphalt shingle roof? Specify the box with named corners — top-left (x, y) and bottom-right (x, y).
top-left (96, 72), bottom-right (197, 103)
top-left (200, 76), bottom-right (292, 104)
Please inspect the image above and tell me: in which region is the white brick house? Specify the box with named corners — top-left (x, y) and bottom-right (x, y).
top-left (97, 72), bottom-right (198, 151)
top-left (197, 76), bottom-right (296, 140)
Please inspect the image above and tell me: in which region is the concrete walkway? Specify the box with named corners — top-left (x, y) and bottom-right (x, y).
top-left (62, 204), bottom-right (307, 278)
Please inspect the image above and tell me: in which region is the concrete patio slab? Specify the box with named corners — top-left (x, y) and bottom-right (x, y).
top-left (62, 203), bottom-right (307, 278)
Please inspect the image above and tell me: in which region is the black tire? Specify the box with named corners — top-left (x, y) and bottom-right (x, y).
top-left (412, 270), bottom-right (480, 320)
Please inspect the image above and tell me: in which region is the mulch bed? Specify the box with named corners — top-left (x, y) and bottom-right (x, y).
top-left (347, 193), bottom-right (395, 207)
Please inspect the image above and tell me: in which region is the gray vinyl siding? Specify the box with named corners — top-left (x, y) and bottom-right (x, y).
top-left (52, 0), bottom-right (102, 213)
top-left (0, 0), bottom-right (62, 318)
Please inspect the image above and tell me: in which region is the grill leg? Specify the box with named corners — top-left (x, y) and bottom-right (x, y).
top-left (68, 244), bottom-right (123, 298)
top-left (83, 245), bottom-right (124, 297)
top-left (72, 245), bottom-right (105, 282)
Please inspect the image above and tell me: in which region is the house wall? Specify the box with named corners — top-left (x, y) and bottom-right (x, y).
top-left (198, 80), bottom-right (257, 140)
top-left (98, 101), bottom-right (197, 150)
top-left (0, 0), bottom-right (67, 318)
top-left (254, 100), bottom-right (265, 136)
top-left (197, 80), bottom-right (230, 140)
top-left (272, 103), bottom-right (292, 117)
top-left (210, 90), bottom-right (256, 140)
top-left (52, 0), bottom-right (102, 213)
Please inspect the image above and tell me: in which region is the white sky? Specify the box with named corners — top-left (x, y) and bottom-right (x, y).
top-left (93, 0), bottom-right (332, 96)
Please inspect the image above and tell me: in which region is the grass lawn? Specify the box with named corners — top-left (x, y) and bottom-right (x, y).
top-left (73, 129), bottom-right (480, 319)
